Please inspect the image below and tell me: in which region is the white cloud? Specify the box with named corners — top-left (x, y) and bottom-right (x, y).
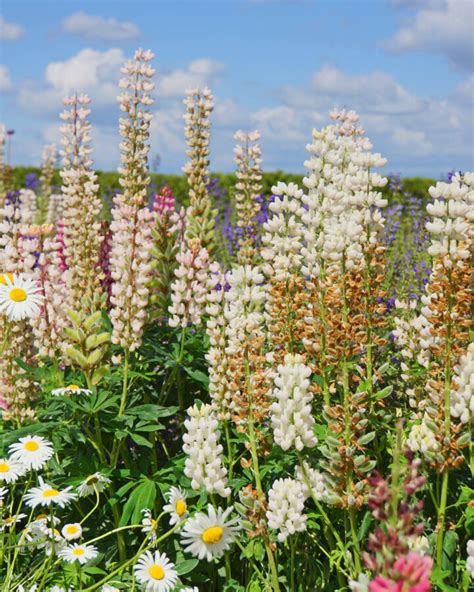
top-left (253, 64), bottom-right (473, 173)
top-left (252, 105), bottom-right (312, 142)
top-left (156, 59), bottom-right (226, 98)
top-left (213, 98), bottom-right (248, 129)
top-left (391, 127), bottom-right (432, 155)
top-left (0, 16), bottom-right (25, 41)
top-left (310, 65), bottom-right (422, 114)
top-left (385, 0), bottom-right (474, 71)
top-left (19, 48), bottom-right (126, 114)
top-left (61, 11), bottom-right (139, 41)
top-left (0, 65), bottom-right (13, 91)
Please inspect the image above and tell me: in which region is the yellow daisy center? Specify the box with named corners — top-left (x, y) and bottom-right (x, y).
top-left (4, 517), bottom-right (14, 525)
top-left (24, 440), bottom-right (39, 452)
top-left (66, 525), bottom-right (79, 534)
top-left (202, 525), bottom-right (223, 545)
top-left (148, 564), bottom-right (165, 580)
top-left (43, 488), bottom-right (59, 498)
top-left (9, 287), bottom-right (27, 302)
top-left (72, 547), bottom-right (85, 556)
top-left (0, 273), bottom-right (14, 285)
top-left (0, 462), bottom-right (10, 472)
top-left (67, 384), bottom-right (80, 390)
top-left (36, 514), bottom-right (48, 520)
top-left (175, 499), bottom-right (187, 516)
top-left (53, 528), bottom-right (60, 536)
top-left (86, 475), bottom-right (99, 484)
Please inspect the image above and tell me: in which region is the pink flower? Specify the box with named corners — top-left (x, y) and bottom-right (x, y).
top-left (369, 576), bottom-right (402, 592)
top-left (393, 552), bottom-right (432, 592)
top-left (369, 553), bottom-right (432, 592)
top-left (152, 186), bottom-right (175, 216)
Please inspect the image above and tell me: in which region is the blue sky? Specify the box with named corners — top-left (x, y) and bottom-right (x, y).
top-left (1, 0), bottom-right (473, 177)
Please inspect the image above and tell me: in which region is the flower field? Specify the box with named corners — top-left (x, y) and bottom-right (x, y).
top-left (0, 48), bottom-right (473, 592)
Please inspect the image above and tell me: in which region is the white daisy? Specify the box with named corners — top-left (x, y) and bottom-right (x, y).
top-left (9, 435), bottom-right (54, 470)
top-left (1, 513), bottom-right (27, 530)
top-left (32, 513), bottom-right (60, 526)
top-left (77, 472), bottom-right (111, 497)
top-left (31, 525), bottom-right (67, 556)
top-left (163, 486), bottom-right (188, 527)
top-left (18, 585), bottom-right (38, 592)
top-left (59, 543), bottom-right (98, 565)
top-left (61, 522), bottom-right (82, 541)
top-left (181, 588), bottom-right (199, 592)
top-left (181, 505), bottom-right (241, 561)
top-left (0, 273), bottom-right (43, 321)
top-left (0, 456), bottom-right (27, 483)
top-left (134, 551), bottom-right (178, 592)
top-left (24, 520), bottom-right (62, 551)
top-left (24, 477), bottom-right (76, 509)
top-left (0, 486), bottom-right (7, 501)
top-left (50, 587), bottom-right (69, 592)
top-left (51, 385), bottom-right (92, 396)
top-left (141, 508), bottom-right (158, 542)
top-left (102, 585), bottom-right (120, 592)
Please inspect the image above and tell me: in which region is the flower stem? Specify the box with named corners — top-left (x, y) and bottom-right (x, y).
top-left (436, 469), bottom-right (449, 566)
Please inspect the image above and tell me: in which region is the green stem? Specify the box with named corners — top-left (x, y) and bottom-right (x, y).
top-left (436, 264), bottom-right (454, 565)
top-left (436, 469), bottom-right (449, 566)
top-left (224, 420), bottom-right (234, 486)
top-left (389, 423), bottom-right (403, 525)
top-left (224, 551), bottom-right (232, 581)
top-left (348, 507), bottom-right (362, 574)
top-left (289, 536), bottom-right (296, 592)
top-left (118, 349), bottom-right (130, 417)
top-left (80, 488), bottom-right (100, 525)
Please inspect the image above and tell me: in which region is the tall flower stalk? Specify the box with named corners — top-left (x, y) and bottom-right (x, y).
top-left (182, 87), bottom-right (217, 254)
top-left (109, 48), bottom-right (155, 357)
top-left (37, 143), bottom-right (57, 224)
top-left (233, 130), bottom-right (263, 265)
top-left (59, 94), bottom-right (104, 314)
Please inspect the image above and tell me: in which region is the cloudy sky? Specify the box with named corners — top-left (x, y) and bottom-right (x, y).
top-left (1, 0), bottom-right (473, 177)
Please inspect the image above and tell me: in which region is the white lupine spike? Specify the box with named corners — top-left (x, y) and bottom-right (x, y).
top-left (406, 419), bottom-right (440, 456)
top-left (467, 540), bottom-right (474, 579)
top-left (224, 265), bottom-right (266, 357)
top-left (450, 343), bottom-right (474, 424)
top-left (261, 182), bottom-right (305, 281)
top-left (426, 173), bottom-right (473, 267)
top-left (270, 354), bottom-right (317, 451)
top-left (301, 110), bottom-right (387, 278)
top-left (266, 477), bottom-right (307, 542)
top-left (205, 262), bottom-right (233, 418)
top-left (109, 50), bottom-right (155, 351)
top-left (168, 239), bottom-right (210, 328)
top-left (295, 462), bottom-right (328, 501)
top-left (182, 403), bottom-right (230, 498)
top-left (59, 93), bottom-right (104, 310)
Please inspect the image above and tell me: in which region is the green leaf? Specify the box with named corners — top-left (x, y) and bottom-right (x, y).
top-left (375, 385), bottom-right (393, 399)
top-left (130, 433), bottom-right (153, 448)
top-left (441, 530), bottom-right (458, 572)
top-left (175, 558), bottom-right (199, 575)
top-left (183, 366), bottom-right (209, 387)
top-left (430, 566), bottom-right (458, 592)
top-left (127, 404), bottom-right (178, 421)
top-left (119, 479), bottom-right (156, 526)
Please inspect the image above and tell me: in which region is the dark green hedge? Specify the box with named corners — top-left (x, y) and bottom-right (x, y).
top-left (10, 166), bottom-right (436, 206)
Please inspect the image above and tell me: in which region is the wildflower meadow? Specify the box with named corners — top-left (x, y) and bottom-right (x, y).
top-left (0, 48), bottom-right (473, 592)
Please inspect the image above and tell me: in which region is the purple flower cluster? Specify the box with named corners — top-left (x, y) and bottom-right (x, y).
top-left (216, 188), bottom-right (275, 260)
top-left (382, 175), bottom-right (431, 304)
